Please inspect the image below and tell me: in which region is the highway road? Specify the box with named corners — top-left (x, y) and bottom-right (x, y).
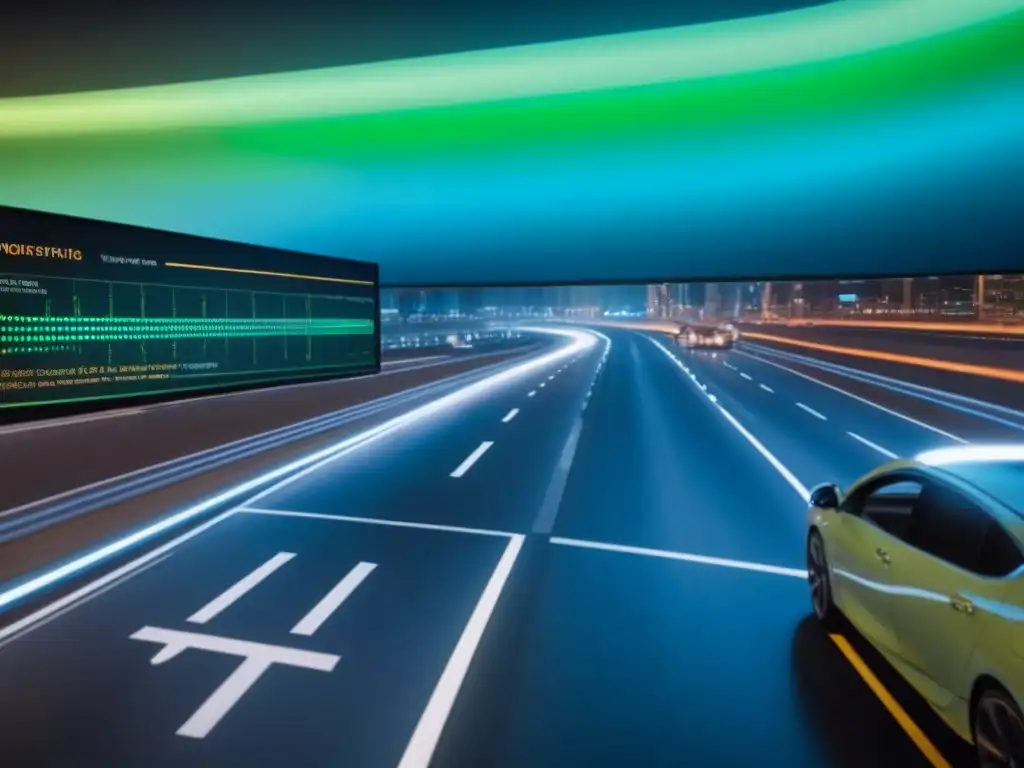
top-left (0, 333), bottom-right (541, 514)
top-left (2, 324), bottom-right (1021, 766)
top-left (740, 322), bottom-right (1024, 417)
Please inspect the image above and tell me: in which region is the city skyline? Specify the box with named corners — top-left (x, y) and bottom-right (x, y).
top-left (382, 274), bottom-right (1024, 321)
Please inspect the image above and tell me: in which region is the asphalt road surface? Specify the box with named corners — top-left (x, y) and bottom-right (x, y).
top-left (741, 322), bottom-right (1024, 415)
top-left (3, 324), bottom-right (1018, 766)
top-left (0, 335), bottom-right (541, 514)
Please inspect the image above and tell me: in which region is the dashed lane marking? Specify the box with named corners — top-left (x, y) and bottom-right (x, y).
top-left (502, 408), bottom-right (520, 423)
top-left (450, 442), bottom-right (494, 478)
top-left (649, 338), bottom-right (810, 501)
top-left (187, 552), bottom-right (296, 625)
top-left (796, 402), bottom-right (827, 421)
top-left (532, 416), bottom-right (584, 535)
top-left (735, 350), bottom-right (966, 444)
top-left (290, 561), bottom-right (377, 637)
top-left (847, 432), bottom-right (899, 460)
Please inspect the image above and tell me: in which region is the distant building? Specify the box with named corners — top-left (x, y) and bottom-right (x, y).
top-left (704, 283), bottom-right (721, 319)
top-left (646, 284), bottom-right (671, 318)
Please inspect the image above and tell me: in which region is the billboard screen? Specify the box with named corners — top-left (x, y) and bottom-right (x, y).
top-left (0, 206), bottom-right (378, 416)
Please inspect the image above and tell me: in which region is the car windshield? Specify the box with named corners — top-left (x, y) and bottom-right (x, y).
top-left (947, 461), bottom-right (1024, 516)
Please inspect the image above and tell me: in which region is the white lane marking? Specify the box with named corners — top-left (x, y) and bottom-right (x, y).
top-left (740, 372), bottom-right (753, 381)
top-left (0, 552), bottom-right (173, 651)
top-left (131, 626), bottom-right (339, 739)
top-left (0, 340), bottom-right (545, 523)
top-left (0, 510), bottom-right (237, 644)
top-left (528, 390), bottom-right (537, 397)
top-left (751, 343), bottom-right (1024, 434)
top-left (450, 441), bottom-right (494, 478)
top-left (237, 329), bottom-right (590, 510)
top-left (847, 432), bottom-right (899, 460)
top-left (548, 375), bottom-right (555, 380)
top-left (187, 552), bottom-right (297, 625)
top-left (539, 382), bottom-right (547, 388)
top-left (796, 402), bottom-right (827, 421)
top-left (239, 507), bottom-right (517, 538)
top-left (397, 534), bottom-right (525, 768)
top-left (502, 408), bottom-right (519, 423)
top-left (723, 362), bottom-right (737, 370)
top-left (650, 338), bottom-right (810, 501)
top-left (533, 415), bottom-right (584, 534)
top-left (716, 404), bottom-right (810, 500)
top-left (760, 384), bottom-right (774, 393)
top-left (0, 408), bottom-right (145, 435)
top-left (291, 561), bottom-right (377, 637)
top-left (0, 328), bottom-right (596, 626)
top-left (736, 349), bottom-right (966, 443)
top-left (550, 537), bottom-right (806, 578)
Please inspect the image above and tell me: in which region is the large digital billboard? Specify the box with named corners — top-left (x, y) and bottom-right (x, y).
top-left (0, 206), bottom-right (378, 417)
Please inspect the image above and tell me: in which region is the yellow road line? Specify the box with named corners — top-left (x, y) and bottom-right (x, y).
top-left (744, 331), bottom-right (1024, 384)
top-left (165, 261), bottom-right (376, 287)
top-left (830, 633), bottom-right (952, 768)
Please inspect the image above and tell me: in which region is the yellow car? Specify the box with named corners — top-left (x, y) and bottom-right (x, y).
top-left (806, 445), bottom-right (1024, 766)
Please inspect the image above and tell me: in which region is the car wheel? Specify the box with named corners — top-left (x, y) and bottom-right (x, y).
top-left (973, 687), bottom-right (1024, 767)
top-left (807, 531), bottom-right (838, 627)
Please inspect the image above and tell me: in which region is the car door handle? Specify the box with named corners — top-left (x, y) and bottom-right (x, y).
top-left (950, 597), bottom-right (975, 616)
top-left (875, 547), bottom-right (891, 566)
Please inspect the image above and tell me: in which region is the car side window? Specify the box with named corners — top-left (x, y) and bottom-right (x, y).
top-left (846, 478), bottom-right (923, 540)
top-left (906, 483), bottom-right (996, 574)
top-left (976, 523), bottom-right (1024, 578)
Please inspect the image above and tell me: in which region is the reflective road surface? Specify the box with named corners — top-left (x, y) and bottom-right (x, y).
top-left (3, 324), bottom-right (1016, 767)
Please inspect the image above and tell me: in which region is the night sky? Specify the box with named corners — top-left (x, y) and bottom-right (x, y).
top-left (2, 0), bottom-right (828, 96)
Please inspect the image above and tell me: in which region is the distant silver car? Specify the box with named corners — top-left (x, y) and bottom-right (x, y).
top-left (807, 445), bottom-right (1024, 766)
top-left (676, 323), bottom-right (738, 349)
